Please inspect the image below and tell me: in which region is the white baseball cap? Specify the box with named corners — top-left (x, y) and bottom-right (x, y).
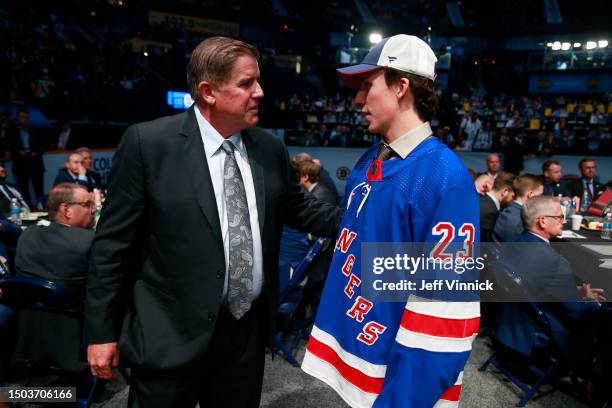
top-left (337, 34), bottom-right (437, 88)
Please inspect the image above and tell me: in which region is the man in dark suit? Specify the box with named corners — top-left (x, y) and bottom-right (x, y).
top-left (480, 172), bottom-right (515, 241)
top-left (16, 183), bottom-right (95, 294)
top-left (85, 37), bottom-right (340, 408)
top-left (296, 158), bottom-right (337, 205)
top-left (495, 196), bottom-right (604, 359)
top-left (541, 159), bottom-right (571, 198)
top-left (493, 174), bottom-right (543, 242)
top-left (14, 183), bottom-right (95, 371)
top-left (8, 109), bottom-right (46, 208)
top-left (75, 147), bottom-right (103, 191)
top-left (0, 161), bottom-right (29, 215)
top-left (52, 152), bottom-right (93, 191)
top-left (568, 157), bottom-right (607, 202)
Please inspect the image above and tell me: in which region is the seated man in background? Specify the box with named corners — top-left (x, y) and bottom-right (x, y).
top-left (291, 152), bottom-right (339, 204)
top-left (0, 161), bottom-right (30, 215)
top-left (495, 195), bottom-right (604, 361)
top-left (480, 172), bottom-right (515, 241)
top-left (16, 183), bottom-right (95, 295)
top-left (0, 162), bottom-right (25, 261)
top-left (569, 157), bottom-right (607, 202)
top-left (474, 174), bottom-right (494, 196)
top-left (296, 158), bottom-right (337, 205)
top-left (493, 174), bottom-right (543, 242)
top-left (541, 159), bottom-right (571, 198)
top-left (75, 147), bottom-right (103, 191)
top-left (12, 183), bottom-right (95, 371)
top-left (52, 152), bottom-right (92, 191)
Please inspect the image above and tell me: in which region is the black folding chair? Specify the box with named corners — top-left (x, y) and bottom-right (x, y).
top-left (479, 259), bottom-right (583, 406)
top-left (0, 275), bottom-right (129, 407)
top-left (275, 238), bottom-right (325, 367)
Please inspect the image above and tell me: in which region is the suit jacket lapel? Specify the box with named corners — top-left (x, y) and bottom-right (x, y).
top-left (242, 128), bottom-right (266, 237)
top-left (179, 108), bottom-right (223, 247)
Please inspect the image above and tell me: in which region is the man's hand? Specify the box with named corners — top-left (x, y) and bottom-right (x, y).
top-left (88, 342), bottom-right (120, 380)
top-left (77, 162), bottom-right (87, 177)
top-left (577, 283), bottom-right (607, 302)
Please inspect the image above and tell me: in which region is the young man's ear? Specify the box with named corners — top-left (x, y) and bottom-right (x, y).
top-left (395, 77), bottom-right (410, 99)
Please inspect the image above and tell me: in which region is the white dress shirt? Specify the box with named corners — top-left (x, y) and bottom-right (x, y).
top-left (194, 107), bottom-right (263, 302)
top-left (486, 192), bottom-right (501, 211)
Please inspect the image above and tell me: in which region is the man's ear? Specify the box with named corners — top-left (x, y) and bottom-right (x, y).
top-left (395, 77), bottom-right (410, 100)
top-left (59, 202), bottom-right (70, 219)
top-left (198, 81), bottom-right (215, 105)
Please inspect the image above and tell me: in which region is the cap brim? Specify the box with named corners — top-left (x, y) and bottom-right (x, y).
top-left (336, 64), bottom-right (382, 88)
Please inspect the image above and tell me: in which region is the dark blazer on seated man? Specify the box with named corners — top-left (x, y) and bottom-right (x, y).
top-left (492, 201), bottom-right (522, 242)
top-left (85, 37), bottom-right (342, 408)
top-left (480, 172), bottom-right (515, 242)
top-left (495, 197), bottom-right (600, 360)
top-left (480, 193), bottom-right (501, 242)
top-left (53, 153), bottom-right (96, 191)
top-left (13, 183), bottom-right (95, 371)
top-left (16, 223), bottom-right (93, 296)
top-left (568, 158), bottom-right (607, 201)
top-left (311, 181), bottom-right (337, 206)
top-left (569, 177), bottom-right (606, 202)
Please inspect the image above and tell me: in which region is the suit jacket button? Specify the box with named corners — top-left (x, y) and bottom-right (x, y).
top-left (216, 270), bottom-right (223, 279)
top-left (208, 313), bottom-right (216, 322)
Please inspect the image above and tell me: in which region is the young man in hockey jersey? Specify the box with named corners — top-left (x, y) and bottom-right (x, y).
top-left (301, 35), bottom-right (481, 407)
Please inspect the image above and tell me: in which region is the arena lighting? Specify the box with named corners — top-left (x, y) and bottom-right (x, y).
top-left (143, 51), bottom-right (148, 57)
top-left (552, 41), bottom-right (561, 50)
top-left (369, 33), bottom-right (383, 44)
top-left (586, 41), bottom-right (597, 50)
top-left (561, 42), bottom-right (571, 50)
top-left (546, 42), bottom-right (553, 47)
top-left (599, 40), bottom-right (609, 48)
top-left (573, 42), bottom-right (582, 48)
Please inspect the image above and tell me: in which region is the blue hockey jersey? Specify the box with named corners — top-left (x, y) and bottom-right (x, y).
top-left (302, 136), bottom-right (481, 408)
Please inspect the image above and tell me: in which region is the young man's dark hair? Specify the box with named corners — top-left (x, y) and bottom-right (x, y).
top-left (383, 69), bottom-right (439, 122)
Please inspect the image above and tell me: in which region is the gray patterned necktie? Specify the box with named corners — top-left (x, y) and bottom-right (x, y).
top-left (221, 140), bottom-right (254, 319)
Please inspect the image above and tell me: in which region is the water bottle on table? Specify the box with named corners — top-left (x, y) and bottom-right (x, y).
top-left (602, 212), bottom-right (612, 240)
top-left (9, 198), bottom-right (22, 226)
top-left (581, 190), bottom-right (589, 213)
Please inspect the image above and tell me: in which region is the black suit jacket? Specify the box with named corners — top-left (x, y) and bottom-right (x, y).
top-left (14, 223), bottom-right (94, 371)
top-left (311, 182), bottom-right (337, 206)
top-left (568, 177), bottom-right (607, 201)
top-left (16, 223), bottom-right (93, 296)
top-left (495, 232), bottom-right (599, 358)
top-left (85, 107), bottom-right (340, 371)
top-left (480, 194), bottom-right (499, 242)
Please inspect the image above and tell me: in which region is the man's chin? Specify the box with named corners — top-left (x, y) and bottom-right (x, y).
top-left (246, 115), bottom-right (259, 127)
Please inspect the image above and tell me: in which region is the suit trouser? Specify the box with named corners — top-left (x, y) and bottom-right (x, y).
top-left (128, 298), bottom-right (266, 408)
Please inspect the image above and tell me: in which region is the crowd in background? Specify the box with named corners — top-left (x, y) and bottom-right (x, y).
top-left (281, 92), bottom-right (612, 156)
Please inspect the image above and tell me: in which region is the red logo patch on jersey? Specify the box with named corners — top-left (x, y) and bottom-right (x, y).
top-left (367, 159), bottom-right (383, 182)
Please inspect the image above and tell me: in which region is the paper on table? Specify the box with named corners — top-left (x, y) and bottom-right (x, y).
top-left (560, 230), bottom-right (587, 239)
top-left (599, 259), bottom-right (612, 270)
top-left (582, 244), bottom-right (612, 257)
